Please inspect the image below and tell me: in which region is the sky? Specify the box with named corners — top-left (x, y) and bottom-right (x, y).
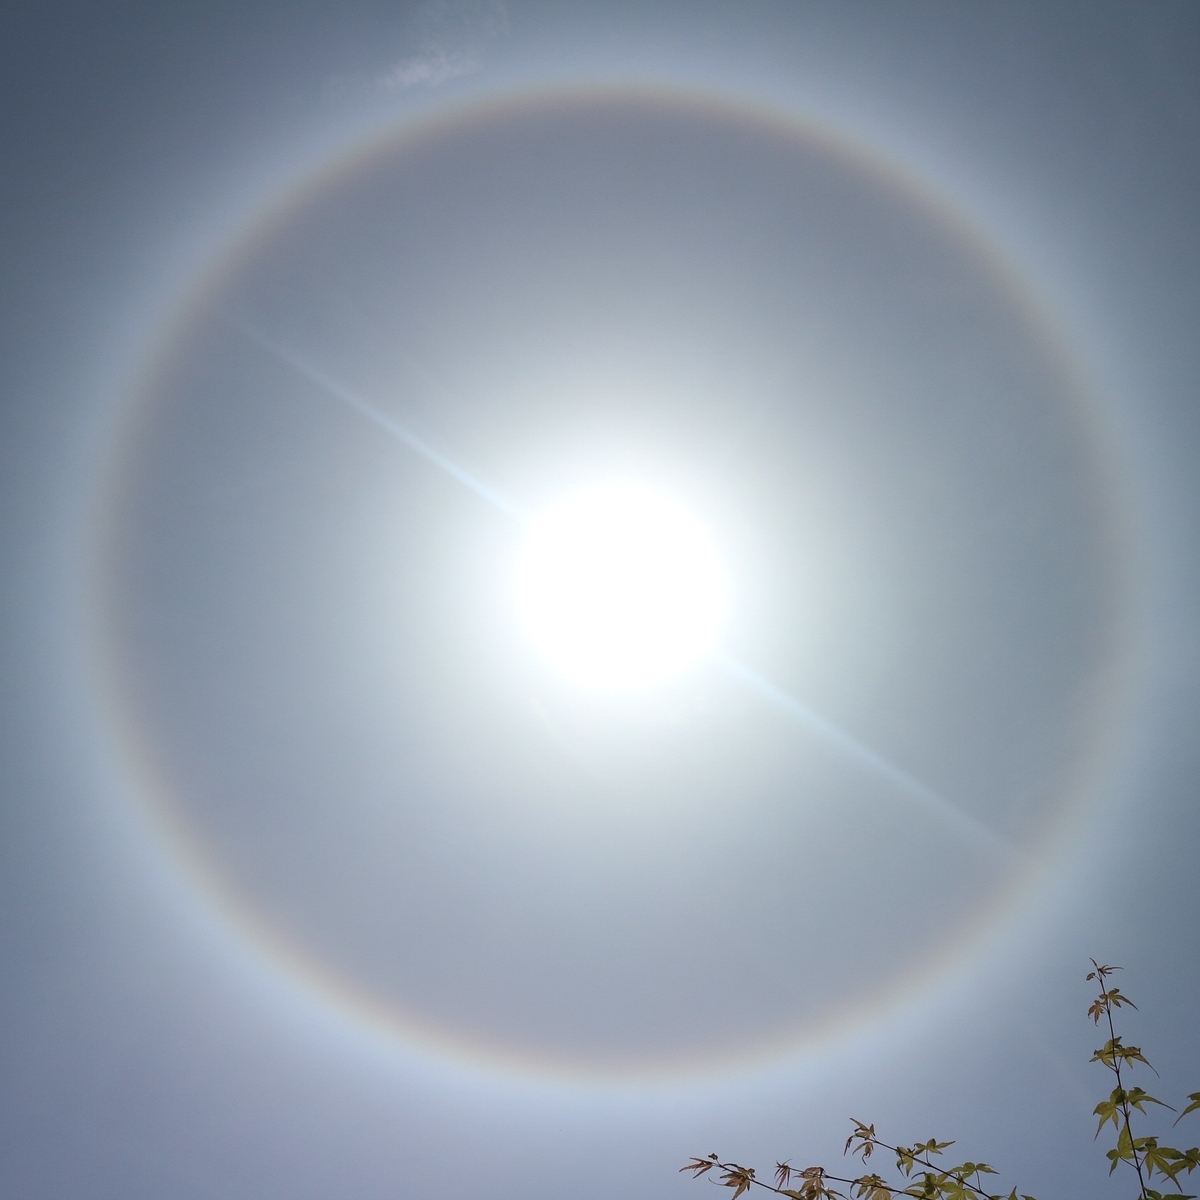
top-left (1, 3), bottom-right (1199, 1199)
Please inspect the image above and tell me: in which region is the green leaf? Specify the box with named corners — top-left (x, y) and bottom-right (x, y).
top-left (1129, 1087), bottom-right (1176, 1115)
top-left (913, 1140), bottom-right (954, 1158)
top-left (1177, 1096), bottom-right (1200, 1126)
top-left (1143, 1141), bottom-right (1187, 1183)
top-left (1095, 1096), bottom-right (1121, 1136)
top-left (1092, 1038), bottom-right (1157, 1073)
top-left (1107, 1127), bottom-right (1137, 1174)
top-left (852, 1173), bottom-right (892, 1200)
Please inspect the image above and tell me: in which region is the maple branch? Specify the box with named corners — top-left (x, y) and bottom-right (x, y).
top-left (1092, 961), bottom-right (1151, 1200)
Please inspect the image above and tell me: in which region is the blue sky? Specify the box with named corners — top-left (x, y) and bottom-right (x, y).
top-left (1, 4), bottom-right (1198, 1199)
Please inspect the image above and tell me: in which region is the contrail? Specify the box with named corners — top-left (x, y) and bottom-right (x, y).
top-left (718, 653), bottom-right (1019, 860)
top-left (242, 325), bottom-right (529, 522)
top-left (244, 325), bottom-right (1017, 862)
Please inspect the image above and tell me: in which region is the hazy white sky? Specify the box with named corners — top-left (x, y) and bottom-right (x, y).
top-left (1, 5), bottom-right (1198, 1200)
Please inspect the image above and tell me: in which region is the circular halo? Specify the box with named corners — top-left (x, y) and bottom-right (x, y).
top-left (82, 83), bottom-right (1140, 1084)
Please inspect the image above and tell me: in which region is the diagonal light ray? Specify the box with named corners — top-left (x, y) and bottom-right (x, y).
top-left (242, 325), bottom-right (1019, 863)
top-left (718, 652), bottom-right (1020, 861)
top-left (241, 324), bottom-right (529, 521)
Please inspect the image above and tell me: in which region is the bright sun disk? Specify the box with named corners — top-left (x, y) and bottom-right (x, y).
top-left (514, 481), bottom-right (728, 690)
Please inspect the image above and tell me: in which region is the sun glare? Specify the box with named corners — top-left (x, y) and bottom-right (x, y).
top-left (513, 482), bottom-right (728, 690)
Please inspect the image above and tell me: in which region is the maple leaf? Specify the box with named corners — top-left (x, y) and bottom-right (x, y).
top-left (719, 1164), bottom-right (756, 1198)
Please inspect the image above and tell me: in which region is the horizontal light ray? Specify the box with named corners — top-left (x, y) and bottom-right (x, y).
top-left (717, 652), bottom-right (1020, 861)
top-left (241, 324), bottom-right (529, 521)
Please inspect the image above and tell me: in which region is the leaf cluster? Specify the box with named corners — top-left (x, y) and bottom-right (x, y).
top-left (1086, 962), bottom-right (1200, 1200)
top-left (683, 1127), bottom-right (1014, 1200)
top-left (683, 962), bottom-right (1198, 1200)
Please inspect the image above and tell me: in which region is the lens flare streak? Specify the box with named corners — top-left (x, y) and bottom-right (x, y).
top-left (719, 654), bottom-right (1018, 860)
top-left (246, 325), bottom-right (1015, 860)
top-left (241, 323), bottom-right (529, 521)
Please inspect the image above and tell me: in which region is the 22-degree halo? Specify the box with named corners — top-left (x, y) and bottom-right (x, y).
top-left (514, 483), bottom-right (727, 689)
top-left (85, 83), bottom-right (1137, 1083)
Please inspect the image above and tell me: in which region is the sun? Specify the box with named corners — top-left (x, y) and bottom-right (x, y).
top-left (513, 481), bottom-right (728, 690)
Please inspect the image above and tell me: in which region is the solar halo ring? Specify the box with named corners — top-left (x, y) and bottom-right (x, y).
top-left (82, 81), bottom-right (1141, 1084)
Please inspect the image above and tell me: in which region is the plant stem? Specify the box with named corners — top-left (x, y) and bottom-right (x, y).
top-left (1095, 961), bottom-right (1150, 1200)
